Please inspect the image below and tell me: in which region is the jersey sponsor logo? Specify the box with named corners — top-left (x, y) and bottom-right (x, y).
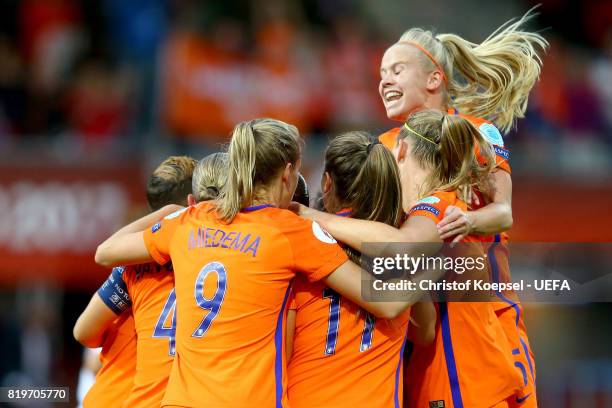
top-left (479, 123), bottom-right (504, 146)
top-left (164, 207), bottom-right (188, 220)
top-left (409, 204), bottom-right (440, 217)
top-left (152, 222), bottom-right (162, 233)
top-left (418, 196), bottom-right (441, 205)
top-left (429, 401), bottom-right (445, 408)
top-left (188, 227), bottom-right (261, 257)
top-left (493, 145), bottom-right (510, 160)
top-left (312, 221), bottom-right (337, 244)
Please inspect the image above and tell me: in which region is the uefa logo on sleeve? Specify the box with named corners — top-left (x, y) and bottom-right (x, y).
top-left (311, 221), bottom-right (337, 244)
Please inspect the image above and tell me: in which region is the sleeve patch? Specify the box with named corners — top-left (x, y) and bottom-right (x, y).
top-left (97, 266), bottom-right (132, 315)
top-left (417, 196), bottom-right (441, 205)
top-left (493, 145), bottom-right (510, 161)
top-left (152, 222), bottom-right (162, 233)
top-left (311, 221), bottom-right (337, 244)
top-left (479, 123), bottom-right (505, 147)
top-left (409, 204), bottom-right (440, 217)
top-left (164, 207), bottom-right (188, 220)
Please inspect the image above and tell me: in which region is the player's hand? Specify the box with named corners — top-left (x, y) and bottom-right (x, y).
top-left (288, 201), bottom-right (310, 217)
top-left (437, 206), bottom-right (474, 245)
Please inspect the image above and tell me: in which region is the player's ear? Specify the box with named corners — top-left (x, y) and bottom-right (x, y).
top-left (322, 172), bottom-right (332, 195)
top-left (187, 194), bottom-right (197, 206)
top-left (396, 139), bottom-right (408, 163)
top-left (426, 70), bottom-right (444, 92)
top-left (282, 162), bottom-right (293, 187)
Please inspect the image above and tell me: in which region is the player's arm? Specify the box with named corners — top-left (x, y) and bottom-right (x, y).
top-left (324, 259), bottom-right (443, 320)
top-left (73, 267), bottom-right (132, 347)
top-left (438, 171), bottom-right (512, 242)
top-left (285, 310), bottom-right (296, 362)
top-left (409, 300), bottom-right (436, 346)
top-left (95, 204), bottom-right (182, 267)
top-left (73, 295), bottom-right (118, 348)
top-left (294, 203), bottom-right (441, 257)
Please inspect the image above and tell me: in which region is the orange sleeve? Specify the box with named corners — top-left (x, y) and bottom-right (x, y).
top-left (379, 128), bottom-right (400, 150)
top-left (285, 219), bottom-right (349, 283)
top-left (475, 122), bottom-right (511, 174)
top-left (408, 196), bottom-right (449, 224)
top-left (143, 207), bottom-right (187, 265)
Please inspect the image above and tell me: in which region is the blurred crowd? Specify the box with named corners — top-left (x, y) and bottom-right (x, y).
top-left (0, 0), bottom-right (610, 175)
top-left (0, 2), bottom-right (610, 406)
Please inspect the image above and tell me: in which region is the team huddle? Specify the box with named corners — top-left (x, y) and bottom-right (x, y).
top-left (74, 10), bottom-right (547, 408)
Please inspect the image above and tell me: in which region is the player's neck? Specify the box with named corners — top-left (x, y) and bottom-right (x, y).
top-left (423, 92), bottom-right (446, 112)
top-left (402, 163), bottom-right (429, 211)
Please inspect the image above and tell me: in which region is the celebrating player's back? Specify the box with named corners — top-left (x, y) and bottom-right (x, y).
top-left (75, 156), bottom-right (197, 408)
top-left (95, 118), bottom-right (425, 407)
top-left (293, 111), bottom-right (523, 407)
top-left (287, 131), bottom-right (419, 408)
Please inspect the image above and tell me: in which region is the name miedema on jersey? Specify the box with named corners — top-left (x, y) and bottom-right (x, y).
top-left (188, 227), bottom-right (261, 257)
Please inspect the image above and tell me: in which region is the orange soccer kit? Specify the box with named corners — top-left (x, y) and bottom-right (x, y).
top-left (403, 191), bottom-right (522, 408)
top-left (120, 262), bottom-right (176, 408)
top-left (142, 202), bottom-right (349, 407)
top-left (380, 112), bottom-right (537, 407)
top-left (94, 261), bottom-right (176, 408)
top-left (288, 210), bottom-right (411, 408)
top-left (82, 309), bottom-right (136, 407)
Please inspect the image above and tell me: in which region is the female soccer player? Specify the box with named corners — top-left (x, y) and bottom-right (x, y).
top-left (74, 155), bottom-right (197, 408)
top-left (294, 110), bottom-right (523, 408)
top-left (376, 11), bottom-right (546, 406)
top-left (286, 131), bottom-right (436, 408)
top-left (94, 118), bottom-right (435, 408)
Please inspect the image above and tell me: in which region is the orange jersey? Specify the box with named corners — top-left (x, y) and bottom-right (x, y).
top-left (83, 314), bottom-right (136, 408)
top-left (120, 262), bottom-right (176, 408)
top-left (288, 210), bottom-right (410, 408)
top-left (143, 202), bottom-right (349, 408)
top-left (405, 191), bottom-right (522, 408)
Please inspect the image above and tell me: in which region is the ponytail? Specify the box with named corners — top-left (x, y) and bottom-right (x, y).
top-left (325, 131), bottom-right (403, 227)
top-left (215, 118), bottom-right (301, 223)
top-left (324, 131), bottom-right (403, 264)
top-left (398, 8), bottom-right (548, 133)
top-left (192, 152), bottom-right (228, 202)
top-left (351, 142), bottom-right (403, 227)
top-left (400, 110), bottom-right (493, 203)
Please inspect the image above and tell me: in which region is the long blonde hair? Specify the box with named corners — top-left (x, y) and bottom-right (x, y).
top-left (192, 152), bottom-right (228, 202)
top-left (398, 8), bottom-right (548, 133)
top-left (399, 109), bottom-right (493, 203)
top-left (215, 118), bottom-right (301, 223)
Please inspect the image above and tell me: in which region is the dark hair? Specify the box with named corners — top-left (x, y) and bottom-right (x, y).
top-left (146, 156), bottom-right (197, 210)
top-left (325, 131), bottom-right (403, 263)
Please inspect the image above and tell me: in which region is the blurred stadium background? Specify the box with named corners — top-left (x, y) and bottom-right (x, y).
top-left (0, 0), bottom-right (610, 407)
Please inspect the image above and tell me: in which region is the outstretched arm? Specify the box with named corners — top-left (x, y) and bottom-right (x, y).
top-left (324, 258), bottom-right (444, 320)
top-left (294, 204), bottom-right (441, 258)
top-left (95, 204), bottom-right (182, 267)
